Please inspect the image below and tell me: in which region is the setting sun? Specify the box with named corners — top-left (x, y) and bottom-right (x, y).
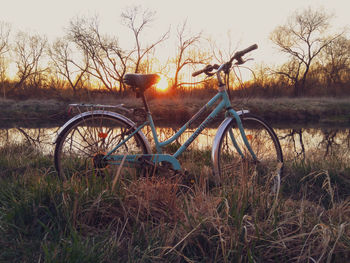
top-left (156, 75), bottom-right (169, 92)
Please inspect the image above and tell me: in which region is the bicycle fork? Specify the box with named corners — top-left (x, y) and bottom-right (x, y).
top-left (211, 109), bottom-right (258, 178)
top-left (227, 109), bottom-right (257, 160)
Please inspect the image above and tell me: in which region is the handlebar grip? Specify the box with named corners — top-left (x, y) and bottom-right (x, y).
top-left (235, 44), bottom-right (258, 57)
top-left (192, 69), bottom-right (205, 77)
top-left (192, 64), bottom-right (213, 77)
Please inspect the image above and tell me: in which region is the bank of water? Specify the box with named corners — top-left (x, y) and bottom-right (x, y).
top-left (1, 97), bottom-right (350, 128)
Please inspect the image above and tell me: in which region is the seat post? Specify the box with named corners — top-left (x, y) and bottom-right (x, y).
top-left (140, 92), bottom-right (151, 113)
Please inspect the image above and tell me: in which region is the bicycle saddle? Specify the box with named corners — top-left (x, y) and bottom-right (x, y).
top-left (124, 74), bottom-right (160, 91)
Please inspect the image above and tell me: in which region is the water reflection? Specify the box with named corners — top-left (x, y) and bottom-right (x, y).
top-left (0, 127), bottom-right (59, 154)
top-left (279, 128), bottom-right (350, 161)
top-left (1, 126), bottom-right (349, 160)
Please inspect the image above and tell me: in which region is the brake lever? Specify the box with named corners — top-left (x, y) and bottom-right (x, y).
top-left (235, 58), bottom-right (254, 65)
top-left (204, 72), bottom-right (215, 77)
top-left (204, 64), bottom-right (220, 76)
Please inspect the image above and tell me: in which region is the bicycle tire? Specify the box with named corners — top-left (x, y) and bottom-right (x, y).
top-left (217, 114), bottom-right (283, 196)
top-left (54, 113), bottom-right (151, 180)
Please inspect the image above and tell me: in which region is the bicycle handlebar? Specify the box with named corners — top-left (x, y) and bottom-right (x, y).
top-left (192, 44), bottom-right (258, 77)
top-left (232, 44), bottom-right (258, 61)
top-left (192, 64), bottom-right (219, 77)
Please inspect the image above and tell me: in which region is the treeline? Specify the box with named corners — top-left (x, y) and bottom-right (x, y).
top-left (240, 8), bottom-right (350, 98)
top-left (0, 6), bottom-right (349, 100)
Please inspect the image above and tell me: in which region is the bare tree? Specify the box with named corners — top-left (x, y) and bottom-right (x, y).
top-left (171, 20), bottom-right (210, 89)
top-left (49, 38), bottom-right (89, 96)
top-left (318, 36), bottom-right (350, 94)
top-left (69, 16), bottom-right (130, 93)
top-left (270, 7), bottom-right (341, 96)
top-left (210, 31), bottom-right (238, 64)
top-left (0, 21), bottom-right (11, 98)
top-left (121, 6), bottom-right (169, 73)
top-left (209, 32), bottom-right (250, 96)
top-left (0, 57), bottom-right (8, 98)
top-left (0, 21), bottom-right (10, 57)
top-left (13, 31), bottom-right (47, 90)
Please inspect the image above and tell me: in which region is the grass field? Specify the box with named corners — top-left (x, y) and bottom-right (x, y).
top-left (0, 141), bottom-right (349, 262)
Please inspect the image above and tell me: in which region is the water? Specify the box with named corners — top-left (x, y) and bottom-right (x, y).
top-left (1, 125), bottom-right (349, 160)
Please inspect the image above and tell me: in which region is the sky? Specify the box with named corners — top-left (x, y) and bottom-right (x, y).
top-left (0, 0), bottom-right (349, 69)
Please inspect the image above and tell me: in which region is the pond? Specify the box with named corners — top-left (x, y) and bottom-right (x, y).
top-left (1, 124), bottom-right (349, 161)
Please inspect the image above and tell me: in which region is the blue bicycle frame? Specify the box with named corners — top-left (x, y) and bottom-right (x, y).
top-left (104, 85), bottom-right (257, 171)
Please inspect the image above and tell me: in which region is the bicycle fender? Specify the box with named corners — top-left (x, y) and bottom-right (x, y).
top-left (54, 110), bottom-right (152, 154)
top-left (211, 110), bottom-right (249, 178)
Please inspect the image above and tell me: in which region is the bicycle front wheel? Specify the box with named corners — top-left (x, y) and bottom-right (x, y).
top-left (54, 113), bottom-right (150, 180)
top-left (217, 114), bottom-right (283, 195)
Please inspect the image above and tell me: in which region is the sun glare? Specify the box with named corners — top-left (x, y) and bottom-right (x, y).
top-left (156, 75), bottom-right (169, 92)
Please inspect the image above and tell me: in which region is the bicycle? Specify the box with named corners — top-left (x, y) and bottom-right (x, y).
top-left (54, 44), bottom-right (283, 194)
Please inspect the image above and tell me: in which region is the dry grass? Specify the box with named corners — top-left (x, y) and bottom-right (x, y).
top-left (1, 142), bottom-right (350, 262)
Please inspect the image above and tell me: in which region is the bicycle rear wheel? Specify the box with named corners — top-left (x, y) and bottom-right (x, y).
top-left (54, 113), bottom-right (150, 180)
top-left (217, 114), bottom-right (283, 196)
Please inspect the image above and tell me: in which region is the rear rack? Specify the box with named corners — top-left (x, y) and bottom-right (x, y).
top-left (68, 103), bottom-right (133, 115)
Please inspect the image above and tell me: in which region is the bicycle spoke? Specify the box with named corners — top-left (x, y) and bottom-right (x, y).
top-left (217, 114), bottom-right (283, 206)
top-left (55, 114), bottom-right (149, 179)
